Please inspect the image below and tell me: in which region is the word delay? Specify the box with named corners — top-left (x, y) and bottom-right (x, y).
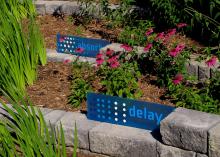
top-left (56, 34), bottom-right (110, 58)
top-left (87, 92), bottom-right (175, 131)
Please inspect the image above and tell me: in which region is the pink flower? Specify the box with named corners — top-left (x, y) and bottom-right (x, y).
top-left (177, 23), bottom-right (187, 28)
top-left (120, 44), bottom-right (133, 52)
top-left (155, 32), bottom-right (165, 41)
top-left (169, 48), bottom-right (179, 57)
top-left (176, 43), bottom-right (185, 51)
top-left (96, 53), bottom-right (103, 59)
top-left (59, 37), bottom-right (65, 42)
top-left (107, 56), bottom-right (119, 64)
top-left (145, 28), bottom-right (154, 36)
top-left (96, 58), bottom-right (104, 66)
top-left (63, 58), bottom-right (71, 64)
top-left (169, 44), bottom-right (185, 57)
top-left (144, 43), bottom-right (153, 52)
top-left (167, 28), bottom-right (176, 36)
top-left (110, 60), bottom-right (120, 68)
top-left (75, 48), bottom-right (84, 53)
top-left (172, 74), bottom-right (183, 85)
top-left (206, 56), bottom-right (217, 67)
top-left (106, 49), bottom-right (114, 56)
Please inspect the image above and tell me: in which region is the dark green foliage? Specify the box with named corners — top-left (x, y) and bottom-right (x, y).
top-left (98, 62), bottom-right (142, 99)
top-left (68, 61), bottom-right (93, 107)
top-left (135, 0), bottom-right (220, 46)
top-left (168, 82), bottom-right (220, 114)
top-left (118, 20), bottom-right (154, 46)
top-left (209, 71), bottom-right (220, 101)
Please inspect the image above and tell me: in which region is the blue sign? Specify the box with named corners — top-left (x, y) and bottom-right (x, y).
top-left (56, 34), bottom-right (110, 58)
top-left (87, 92), bottom-right (175, 131)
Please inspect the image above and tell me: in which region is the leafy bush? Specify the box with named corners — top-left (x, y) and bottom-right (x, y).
top-left (209, 71), bottom-right (220, 101)
top-left (68, 61), bottom-right (93, 107)
top-left (139, 27), bottom-right (190, 86)
top-left (118, 20), bottom-right (154, 46)
top-left (99, 62), bottom-right (142, 98)
top-left (96, 48), bottom-right (142, 99)
top-left (167, 81), bottom-right (220, 114)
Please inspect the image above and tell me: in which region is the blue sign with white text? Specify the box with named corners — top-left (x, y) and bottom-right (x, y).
top-left (87, 92), bottom-right (175, 131)
top-left (56, 34), bottom-right (110, 58)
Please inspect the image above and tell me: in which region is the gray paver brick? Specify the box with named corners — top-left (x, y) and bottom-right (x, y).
top-left (90, 123), bottom-right (157, 157)
top-left (208, 122), bottom-right (220, 157)
top-left (157, 142), bottom-right (196, 157)
top-left (160, 108), bottom-right (220, 153)
top-left (55, 112), bottom-right (100, 149)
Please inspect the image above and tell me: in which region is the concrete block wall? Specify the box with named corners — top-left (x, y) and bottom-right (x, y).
top-left (1, 103), bottom-right (220, 157)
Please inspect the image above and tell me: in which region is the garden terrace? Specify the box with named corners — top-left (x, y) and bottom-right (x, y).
top-left (0, 0), bottom-right (219, 156)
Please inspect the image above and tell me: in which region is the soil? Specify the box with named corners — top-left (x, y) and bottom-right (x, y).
top-left (36, 15), bottom-right (122, 49)
top-left (26, 62), bottom-right (173, 112)
top-left (36, 15), bottom-right (203, 52)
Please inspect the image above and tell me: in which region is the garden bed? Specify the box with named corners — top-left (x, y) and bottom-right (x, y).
top-left (26, 61), bottom-right (174, 112)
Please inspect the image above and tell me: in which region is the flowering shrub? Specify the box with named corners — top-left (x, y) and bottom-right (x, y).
top-left (96, 48), bottom-right (142, 99)
top-left (139, 26), bottom-right (190, 86)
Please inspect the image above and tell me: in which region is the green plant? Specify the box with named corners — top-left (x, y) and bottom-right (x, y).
top-left (118, 20), bottom-right (154, 46)
top-left (72, 0), bottom-right (97, 26)
top-left (103, 0), bottom-right (136, 27)
top-left (209, 70), bottom-right (220, 101)
top-left (98, 61), bottom-right (142, 99)
top-left (139, 27), bottom-right (191, 86)
top-left (0, 94), bottom-right (78, 156)
top-left (0, 0), bottom-right (46, 100)
top-left (143, 0), bottom-right (220, 46)
top-left (75, 25), bottom-right (83, 35)
top-left (68, 61), bottom-right (93, 107)
top-left (167, 80), bottom-right (220, 114)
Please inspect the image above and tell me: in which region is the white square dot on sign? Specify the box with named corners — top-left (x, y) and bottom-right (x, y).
top-left (114, 107), bottom-right (118, 110)
top-left (115, 118), bottom-right (118, 121)
top-left (114, 112), bottom-right (118, 116)
top-left (114, 102), bottom-right (118, 105)
top-left (123, 108), bottom-right (126, 111)
top-left (123, 103), bottom-right (126, 107)
top-left (123, 114), bottom-right (126, 117)
top-left (123, 119), bottom-right (126, 123)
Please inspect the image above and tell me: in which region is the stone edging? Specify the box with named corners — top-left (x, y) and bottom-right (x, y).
top-left (1, 103), bottom-right (220, 157)
top-left (47, 44), bottom-right (220, 81)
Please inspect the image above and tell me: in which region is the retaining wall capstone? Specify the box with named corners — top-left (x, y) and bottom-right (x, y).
top-left (0, 102), bottom-right (220, 157)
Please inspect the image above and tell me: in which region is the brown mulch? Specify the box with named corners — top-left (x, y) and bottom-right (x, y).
top-left (26, 62), bottom-right (173, 112)
top-left (36, 15), bottom-right (121, 49)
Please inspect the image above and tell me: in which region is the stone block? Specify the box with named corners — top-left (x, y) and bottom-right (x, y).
top-left (46, 51), bottom-right (96, 64)
top-left (198, 63), bottom-right (211, 80)
top-left (196, 153), bottom-right (208, 157)
top-left (160, 108), bottom-right (220, 153)
top-left (89, 123), bottom-right (157, 157)
top-left (35, 3), bottom-right (46, 15)
top-left (44, 1), bottom-right (68, 14)
top-left (156, 142), bottom-right (196, 157)
top-left (55, 112), bottom-right (100, 149)
top-left (44, 109), bottom-right (66, 129)
top-left (100, 43), bottom-right (124, 53)
top-left (187, 61), bottom-right (199, 79)
top-left (61, 1), bottom-right (81, 15)
top-left (39, 107), bottom-right (53, 115)
top-left (208, 122), bottom-right (220, 157)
